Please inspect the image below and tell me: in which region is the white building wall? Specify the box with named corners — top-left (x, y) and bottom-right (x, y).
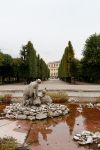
top-left (48, 61), bottom-right (60, 78)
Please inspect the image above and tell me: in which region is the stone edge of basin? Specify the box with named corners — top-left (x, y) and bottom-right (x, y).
top-left (0, 89), bottom-right (100, 92)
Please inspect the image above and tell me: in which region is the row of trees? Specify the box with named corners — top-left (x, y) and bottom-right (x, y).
top-left (81, 34), bottom-right (100, 83)
top-left (58, 33), bottom-right (100, 83)
top-left (0, 41), bottom-right (50, 84)
top-left (58, 41), bottom-right (80, 82)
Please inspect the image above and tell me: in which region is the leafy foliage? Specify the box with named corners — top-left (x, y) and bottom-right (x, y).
top-left (0, 94), bottom-right (12, 104)
top-left (81, 33), bottom-right (100, 82)
top-left (20, 41), bottom-right (37, 82)
top-left (58, 41), bottom-right (78, 82)
top-left (47, 92), bottom-right (68, 103)
top-left (0, 137), bottom-right (17, 150)
top-left (0, 41), bottom-right (49, 84)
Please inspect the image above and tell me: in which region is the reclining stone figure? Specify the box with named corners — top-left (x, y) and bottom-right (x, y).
top-left (23, 79), bottom-right (41, 106)
top-left (40, 89), bottom-right (52, 104)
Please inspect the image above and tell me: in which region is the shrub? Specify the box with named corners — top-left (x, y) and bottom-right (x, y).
top-left (3, 94), bottom-right (12, 104)
top-left (0, 137), bottom-right (17, 150)
top-left (0, 94), bottom-right (12, 104)
top-left (95, 97), bottom-right (100, 103)
top-left (47, 92), bottom-right (68, 103)
top-left (0, 95), bottom-right (4, 103)
top-left (0, 105), bottom-right (5, 113)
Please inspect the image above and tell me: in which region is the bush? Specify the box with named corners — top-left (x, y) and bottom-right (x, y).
top-left (0, 137), bottom-right (17, 150)
top-left (3, 94), bottom-right (12, 104)
top-left (0, 94), bottom-right (12, 104)
top-left (0, 96), bottom-right (4, 103)
top-left (0, 105), bottom-right (5, 113)
top-left (47, 92), bottom-right (68, 103)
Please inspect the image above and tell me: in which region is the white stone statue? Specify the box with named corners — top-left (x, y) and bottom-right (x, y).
top-left (40, 89), bottom-right (52, 104)
top-left (23, 79), bottom-right (41, 106)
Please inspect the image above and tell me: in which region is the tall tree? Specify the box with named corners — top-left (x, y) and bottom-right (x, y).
top-left (12, 58), bottom-right (22, 82)
top-left (37, 54), bottom-right (41, 79)
top-left (20, 41), bottom-right (37, 82)
top-left (0, 53), bottom-right (13, 83)
top-left (82, 33), bottom-right (100, 82)
top-left (0, 42), bottom-right (49, 84)
top-left (58, 41), bottom-right (75, 82)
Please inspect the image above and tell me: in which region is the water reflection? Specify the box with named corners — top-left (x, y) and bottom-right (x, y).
top-left (26, 117), bottom-right (67, 146)
top-left (24, 104), bottom-right (100, 150)
top-left (66, 104), bottom-right (79, 135)
top-left (82, 107), bottom-right (100, 132)
top-left (1, 103), bottom-right (100, 150)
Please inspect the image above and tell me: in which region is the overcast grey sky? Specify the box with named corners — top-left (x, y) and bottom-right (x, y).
top-left (0, 0), bottom-right (100, 63)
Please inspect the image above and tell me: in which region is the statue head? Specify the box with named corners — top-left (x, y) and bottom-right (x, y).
top-left (36, 79), bottom-right (41, 84)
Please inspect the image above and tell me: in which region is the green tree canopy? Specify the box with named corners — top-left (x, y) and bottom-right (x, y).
top-left (58, 41), bottom-right (76, 82)
top-left (20, 41), bottom-right (49, 82)
top-left (0, 42), bottom-right (50, 84)
top-left (20, 41), bottom-right (37, 81)
top-left (82, 33), bottom-right (100, 82)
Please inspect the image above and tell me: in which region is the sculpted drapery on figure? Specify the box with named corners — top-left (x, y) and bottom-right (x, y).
top-left (23, 79), bottom-right (52, 106)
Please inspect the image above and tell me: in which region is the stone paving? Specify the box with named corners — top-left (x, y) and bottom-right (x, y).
top-left (0, 79), bottom-right (100, 148)
top-left (0, 79), bottom-right (100, 97)
top-left (0, 119), bottom-right (28, 144)
top-left (0, 79), bottom-right (100, 91)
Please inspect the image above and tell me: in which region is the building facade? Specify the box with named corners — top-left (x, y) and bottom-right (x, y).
top-left (48, 61), bottom-right (60, 78)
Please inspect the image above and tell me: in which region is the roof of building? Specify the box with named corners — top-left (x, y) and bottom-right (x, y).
top-left (48, 61), bottom-right (60, 64)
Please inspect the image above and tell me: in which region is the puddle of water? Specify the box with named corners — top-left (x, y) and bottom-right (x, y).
top-left (26, 104), bottom-right (100, 150)
top-left (0, 104), bottom-right (100, 150)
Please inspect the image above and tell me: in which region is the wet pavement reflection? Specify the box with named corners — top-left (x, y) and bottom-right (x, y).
top-left (25, 104), bottom-right (100, 150)
top-left (0, 103), bottom-right (100, 150)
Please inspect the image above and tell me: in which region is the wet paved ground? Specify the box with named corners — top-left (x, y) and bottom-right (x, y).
top-left (0, 104), bottom-right (100, 150)
top-left (0, 79), bottom-right (100, 98)
top-left (0, 79), bottom-right (100, 91)
top-left (0, 80), bottom-right (100, 149)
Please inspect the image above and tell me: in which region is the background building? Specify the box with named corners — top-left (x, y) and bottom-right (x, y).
top-left (48, 61), bottom-right (60, 78)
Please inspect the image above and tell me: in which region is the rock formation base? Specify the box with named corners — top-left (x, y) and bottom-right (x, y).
top-left (4, 103), bottom-right (69, 120)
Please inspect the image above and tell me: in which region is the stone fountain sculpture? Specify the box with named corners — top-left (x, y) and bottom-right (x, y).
top-left (4, 79), bottom-right (69, 120)
top-left (23, 79), bottom-right (52, 106)
top-left (23, 79), bottom-right (42, 106)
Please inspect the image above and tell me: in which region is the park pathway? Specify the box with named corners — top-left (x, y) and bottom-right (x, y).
top-left (0, 79), bottom-right (100, 97)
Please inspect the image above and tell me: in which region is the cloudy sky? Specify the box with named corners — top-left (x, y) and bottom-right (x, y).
top-left (0, 0), bottom-right (100, 63)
